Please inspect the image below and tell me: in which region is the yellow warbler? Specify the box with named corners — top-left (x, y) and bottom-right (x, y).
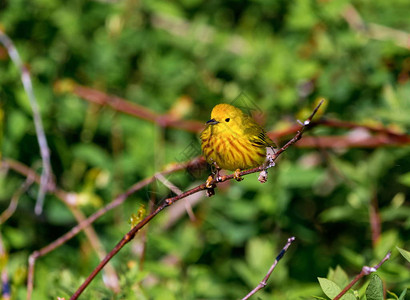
top-left (200, 103), bottom-right (276, 176)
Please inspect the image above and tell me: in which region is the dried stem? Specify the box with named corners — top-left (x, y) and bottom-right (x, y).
top-left (70, 100), bottom-right (324, 299)
top-left (241, 237), bottom-right (296, 300)
top-left (0, 29), bottom-right (54, 215)
top-left (333, 252), bottom-right (391, 300)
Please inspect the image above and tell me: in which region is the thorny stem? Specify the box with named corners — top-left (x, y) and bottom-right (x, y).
top-left (333, 252), bottom-right (391, 300)
top-left (70, 100), bottom-right (324, 299)
top-left (241, 237), bottom-right (296, 300)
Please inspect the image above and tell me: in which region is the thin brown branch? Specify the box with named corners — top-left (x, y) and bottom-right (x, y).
top-left (313, 119), bottom-right (405, 136)
top-left (62, 83), bottom-right (410, 149)
top-left (0, 29), bottom-right (54, 215)
top-left (24, 157), bottom-right (204, 299)
top-left (269, 118), bottom-right (409, 142)
top-left (27, 204), bottom-right (121, 299)
top-left (0, 159), bottom-right (121, 298)
top-left (70, 100), bottom-right (324, 299)
top-left (294, 134), bottom-right (410, 148)
top-left (333, 252), bottom-right (391, 300)
top-left (155, 172), bottom-right (196, 221)
top-left (241, 237), bottom-right (296, 300)
top-left (58, 81), bottom-right (410, 149)
top-left (26, 157), bottom-right (204, 260)
top-left (55, 81), bottom-right (205, 133)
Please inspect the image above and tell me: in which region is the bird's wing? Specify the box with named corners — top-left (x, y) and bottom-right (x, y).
top-left (243, 116), bottom-right (276, 148)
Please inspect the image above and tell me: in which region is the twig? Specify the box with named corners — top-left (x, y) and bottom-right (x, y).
top-left (0, 29), bottom-right (54, 215)
top-left (333, 252), bottom-right (391, 300)
top-left (70, 100), bottom-right (324, 299)
top-left (163, 190), bottom-right (203, 230)
top-left (65, 83), bottom-right (410, 148)
top-left (55, 81), bottom-right (205, 133)
top-left (25, 157), bottom-right (203, 261)
top-left (0, 157), bottom-right (203, 299)
top-left (23, 157), bottom-right (203, 299)
top-left (60, 81), bottom-right (410, 148)
top-left (27, 202), bottom-right (121, 300)
top-left (294, 134), bottom-right (410, 148)
top-left (155, 173), bottom-right (196, 221)
top-left (241, 237), bottom-right (296, 300)
top-left (0, 159), bottom-right (121, 299)
top-left (0, 176), bottom-right (34, 224)
top-left (269, 118), bottom-right (410, 147)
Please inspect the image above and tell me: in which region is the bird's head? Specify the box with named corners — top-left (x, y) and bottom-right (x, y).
top-left (206, 104), bottom-right (244, 134)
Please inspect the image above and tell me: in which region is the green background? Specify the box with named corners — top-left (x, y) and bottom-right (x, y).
top-left (0, 0), bottom-right (409, 299)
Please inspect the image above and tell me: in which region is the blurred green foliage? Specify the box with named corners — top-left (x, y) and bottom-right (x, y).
top-left (0, 0), bottom-right (409, 299)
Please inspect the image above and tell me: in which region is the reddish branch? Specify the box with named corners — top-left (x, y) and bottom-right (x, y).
top-left (26, 157), bottom-right (204, 270)
top-left (1, 157), bottom-right (205, 299)
top-left (67, 83), bottom-right (205, 133)
top-left (269, 119), bottom-right (410, 148)
top-left (64, 83), bottom-right (410, 148)
top-left (294, 134), bottom-right (410, 148)
top-left (334, 252), bottom-right (391, 300)
top-left (0, 159), bottom-right (121, 299)
top-left (70, 100), bottom-right (324, 299)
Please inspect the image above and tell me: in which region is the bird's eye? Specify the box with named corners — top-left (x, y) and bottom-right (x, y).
top-left (225, 118), bottom-right (230, 122)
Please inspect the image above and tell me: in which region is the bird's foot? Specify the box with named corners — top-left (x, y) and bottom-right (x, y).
top-left (205, 187), bottom-right (215, 197)
top-left (234, 169), bottom-right (243, 181)
top-left (205, 175), bottom-right (215, 189)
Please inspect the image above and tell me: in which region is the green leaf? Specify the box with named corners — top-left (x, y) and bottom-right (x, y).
top-left (318, 278), bottom-right (356, 300)
top-left (366, 274), bottom-right (384, 300)
top-left (318, 277), bottom-right (341, 299)
top-left (398, 172), bottom-right (410, 187)
top-left (328, 265), bottom-right (349, 288)
top-left (398, 288), bottom-right (408, 300)
top-left (396, 247), bottom-right (410, 263)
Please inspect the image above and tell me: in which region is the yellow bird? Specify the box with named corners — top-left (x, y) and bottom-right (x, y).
top-left (200, 103), bottom-right (276, 180)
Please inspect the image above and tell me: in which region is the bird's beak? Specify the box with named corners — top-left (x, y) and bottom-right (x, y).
top-left (206, 119), bottom-right (219, 125)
